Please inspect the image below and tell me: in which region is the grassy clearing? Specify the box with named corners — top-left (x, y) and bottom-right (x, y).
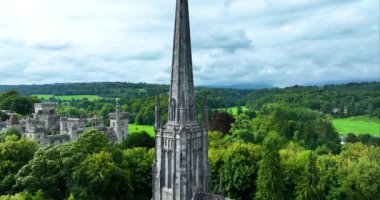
top-left (215, 106), bottom-right (248, 116)
top-left (333, 116), bottom-right (380, 137)
top-left (128, 124), bottom-right (155, 137)
top-left (32, 94), bottom-right (102, 101)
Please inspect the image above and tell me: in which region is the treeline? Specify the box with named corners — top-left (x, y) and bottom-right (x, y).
top-left (0, 82), bottom-right (168, 99)
top-left (247, 82), bottom-right (380, 118)
top-left (0, 82), bottom-right (252, 108)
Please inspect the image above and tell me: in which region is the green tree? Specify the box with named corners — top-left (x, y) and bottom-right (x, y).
top-left (122, 131), bottom-right (154, 149)
top-left (229, 114), bottom-right (254, 143)
top-left (0, 136), bottom-right (38, 194)
top-left (14, 143), bottom-right (84, 199)
top-left (256, 132), bottom-right (284, 200)
top-left (295, 152), bottom-right (320, 200)
top-left (221, 143), bottom-right (260, 200)
top-left (70, 151), bottom-right (132, 200)
top-left (123, 148), bottom-right (154, 200)
top-left (0, 128), bottom-right (21, 142)
top-left (76, 129), bottom-right (109, 153)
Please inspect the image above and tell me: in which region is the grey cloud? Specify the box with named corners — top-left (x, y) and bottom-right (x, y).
top-left (0, 0), bottom-right (378, 86)
top-left (194, 29), bottom-right (253, 52)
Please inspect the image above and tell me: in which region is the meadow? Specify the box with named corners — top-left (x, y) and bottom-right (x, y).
top-left (128, 124), bottom-right (155, 137)
top-left (333, 116), bottom-right (380, 137)
top-left (32, 94), bottom-right (102, 101)
top-left (215, 106), bottom-right (248, 116)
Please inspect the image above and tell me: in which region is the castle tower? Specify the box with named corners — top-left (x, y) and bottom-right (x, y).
top-left (109, 105), bottom-right (128, 144)
top-left (153, 0), bottom-right (210, 199)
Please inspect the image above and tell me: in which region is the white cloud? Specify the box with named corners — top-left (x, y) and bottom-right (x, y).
top-left (0, 0), bottom-right (378, 87)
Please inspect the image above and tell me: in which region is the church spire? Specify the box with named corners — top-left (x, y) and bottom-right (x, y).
top-left (168, 0), bottom-right (195, 124)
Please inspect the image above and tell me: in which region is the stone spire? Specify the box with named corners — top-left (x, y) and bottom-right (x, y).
top-left (168, 0), bottom-right (195, 124)
top-left (152, 1), bottom-right (211, 199)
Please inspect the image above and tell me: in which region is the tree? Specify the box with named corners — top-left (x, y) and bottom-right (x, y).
top-left (228, 114), bottom-right (254, 143)
top-left (256, 132), bottom-right (284, 200)
top-left (123, 131), bottom-right (154, 149)
top-left (236, 106), bottom-right (243, 115)
top-left (14, 143), bottom-right (84, 199)
top-left (0, 137), bottom-right (38, 194)
top-left (220, 143), bottom-right (260, 200)
top-left (76, 129), bottom-right (109, 153)
top-left (0, 111), bottom-right (7, 121)
top-left (209, 112), bottom-right (235, 135)
top-left (70, 151), bottom-right (132, 200)
top-left (0, 128), bottom-right (21, 142)
top-left (123, 148), bottom-right (154, 200)
top-left (295, 152), bottom-right (320, 200)
top-left (0, 190), bottom-right (45, 200)
top-left (345, 133), bottom-right (358, 143)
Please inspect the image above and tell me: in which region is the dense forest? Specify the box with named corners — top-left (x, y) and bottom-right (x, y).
top-left (247, 82), bottom-right (380, 118)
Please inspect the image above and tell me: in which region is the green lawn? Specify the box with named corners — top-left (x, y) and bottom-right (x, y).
top-left (128, 124), bottom-right (155, 137)
top-left (333, 116), bottom-right (380, 137)
top-left (32, 94), bottom-right (102, 101)
top-left (215, 106), bottom-right (248, 116)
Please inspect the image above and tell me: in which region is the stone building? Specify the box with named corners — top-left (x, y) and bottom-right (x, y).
top-left (109, 105), bottom-right (128, 144)
top-left (152, 0), bottom-right (224, 199)
top-left (2, 102), bottom-right (128, 147)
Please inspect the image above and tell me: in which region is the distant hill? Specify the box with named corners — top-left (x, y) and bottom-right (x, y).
top-left (0, 82), bottom-right (254, 108)
top-left (203, 83), bottom-right (273, 90)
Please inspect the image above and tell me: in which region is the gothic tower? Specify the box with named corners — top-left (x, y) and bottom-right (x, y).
top-left (152, 0), bottom-right (210, 199)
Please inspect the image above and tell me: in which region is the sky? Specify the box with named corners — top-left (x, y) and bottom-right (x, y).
top-left (0, 0), bottom-right (379, 87)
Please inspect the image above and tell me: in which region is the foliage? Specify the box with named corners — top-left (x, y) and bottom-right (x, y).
top-left (0, 91), bottom-right (38, 115)
top-left (14, 142), bottom-right (84, 199)
top-left (253, 103), bottom-right (340, 151)
top-left (256, 132), bottom-right (284, 200)
top-left (122, 131), bottom-right (154, 149)
top-left (344, 133), bottom-right (380, 146)
top-left (123, 148), bottom-right (154, 200)
top-left (220, 143), bottom-right (260, 200)
top-left (228, 114), bottom-right (254, 143)
top-left (295, 152), bottom-right (320, 200)
top-left (0, 111), bottom-right (7, 121)
top-left (76, 129), bottom-right (110, 153)
top-left (0, 128), bottom-right (21, 142)
top-left (0, 190), bottom-right (45, 200)
top-left (247, 82), bottom-right (380, 118)
top-left (0, 137), bottom-right (38, 194)
top-left (209, 112), bottom-right (235, 135)
top-left (70, 151), bottom-right (133, 200)
top-left (33, 94), bottom-right (101, 101)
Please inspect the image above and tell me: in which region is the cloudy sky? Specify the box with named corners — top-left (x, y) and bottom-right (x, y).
top-left (0, 0), bottom-right (378, 87)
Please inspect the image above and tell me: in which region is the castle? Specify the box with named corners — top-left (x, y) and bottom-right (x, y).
top-left (1, 103), bottom-right (128, 147)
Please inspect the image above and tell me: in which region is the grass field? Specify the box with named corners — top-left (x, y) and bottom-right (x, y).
top-left (215, 106), bottom-right (248, 116)
top-left (333, 116), bottom-right (380, 137)
top-left (32, 94), bottom-right (102, 101)
top-left (128, 124), bottom-right (155, 137)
